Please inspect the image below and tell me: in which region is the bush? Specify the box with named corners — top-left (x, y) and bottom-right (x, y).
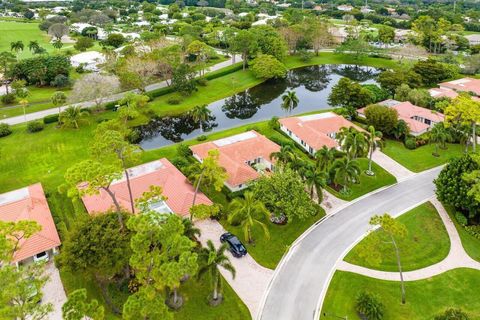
top-left (405, 138), bottom-right (416, 150)
top-left (27, 120), bottom-right (44, 133)
top-left (465, 225), bottom-right (480, 240)
top-left (196, 77), bottom-right (208, 86)
top-left (43, 114), bottom-right (59, 124)
top-left (204, 63), bottom-right (243, 81)
top-left (434, 308), bottom-right (470, 320)
top-left (355, 291), bottom-right (384, 320)
top-left (177, 143), bottom-right (192, 158)
top-left (50, 74), bottom-right (71, 88)
top-left (167, 93), bottom-right (184, 105)
top-left (0, 123), bottom-right (12, 137)
top-left (268, 116), bottom-right (280, 130)
top-left (455, 212), bottom-right (468, 226)
top-left (1, 93), bottom-right (16, 105)
top-left (196, 135), bottom-right (207, 141)
top-left (298, 49), bottom-right (313, 63)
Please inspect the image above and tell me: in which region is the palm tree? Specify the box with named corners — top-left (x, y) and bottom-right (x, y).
top-left (270, 144), bottom-right (296, 167)
top-left (198, 240), bottom-right (235, 303)
top-left (331, 157), bottom-right (361, 194)
top-left (281, 90), bottom-right (299, 113)
top-left (52, 39), bottom-right (63, 50)
top-left (190, 105), bottom-right (211, 132)
top-left (28, 41), bottom-right (40, 53)
top-left (59, 106), bottom-right (88, 129)
top-left (182, 217), bottom-right (201, 240)
top-left (430, 123), bottom-right (452, 157)
top-left (228, 191), bottom-right (270, 243)
top-left (337, 127), bottom-right (368, 159)
top-left (304, 167), bottom-right (328, 204)
top-left (315, 145), bottom-right (337, 172)
top-left (51, 91), bottom-right (67, 115)
top-left (392, 120), bottom-right (410, 140)
top-left (0, 52), bottom-right (16, 94)
top-left (365, 125), bottom-right (383, 176)
top-left (15, 87), bottom-right (29, 122)
top-left (10, 41), bottom-right (24, 58)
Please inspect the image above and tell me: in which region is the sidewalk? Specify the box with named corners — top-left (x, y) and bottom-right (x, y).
top-left (336, 197), bottom-right (480, 281)
top-left (42, 261), bottom-right (67, 320)
top-left (0, 55), bottom-right (242, 126)
top-left (371, 150), bottom-right (414, 181)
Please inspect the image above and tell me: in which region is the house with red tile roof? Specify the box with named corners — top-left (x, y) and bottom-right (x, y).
top-left (0, 183), bottom-right (61, 266)
top-left (279, 112), bottom-right (363, 155)
top-left (190, 131), bottom-right (281, 191)
top-left (439, 77), bottom-right (480, 97)
top-left (81, 158), bottom-right (212, 217)
top-left (358, 100), bottom-right (444, 136)
top-left (429, 87), bottom-right (459, 100)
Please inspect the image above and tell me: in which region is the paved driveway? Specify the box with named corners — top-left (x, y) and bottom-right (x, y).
top-left (42, 261), bottom-right (67, 320)
top-left (258, 167), bottom-right (441, 320)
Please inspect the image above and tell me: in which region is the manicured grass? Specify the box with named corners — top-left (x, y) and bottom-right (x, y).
top-left (321, 269), bottom-right (480, 320)
top-left (443, 203), bottom-right (480, 263)
top-left (382, 139), bottom-right (465, 172)
top-left (283, 53), bottom-right (399, 70)
top-left (344, 201), bottom-right (450, 271)
top-left (327, 158), bottom-right (397, 201)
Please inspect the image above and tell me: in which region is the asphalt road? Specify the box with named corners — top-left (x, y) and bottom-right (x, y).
top-left (258, 167), bottom-right (441, 320)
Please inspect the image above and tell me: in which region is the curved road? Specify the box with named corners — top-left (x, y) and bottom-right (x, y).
top-left (258, 167), bottom-right (441, 320)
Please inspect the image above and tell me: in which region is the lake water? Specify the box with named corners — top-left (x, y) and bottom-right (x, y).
top-left (136, 64), bottom-right (380, 150)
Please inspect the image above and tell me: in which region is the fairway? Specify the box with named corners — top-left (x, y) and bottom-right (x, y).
top-left (0, 21), bottom-right (67, 58)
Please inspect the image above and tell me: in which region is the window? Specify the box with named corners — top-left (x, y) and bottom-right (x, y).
top-left (149, 200), bottom-right (173, 214)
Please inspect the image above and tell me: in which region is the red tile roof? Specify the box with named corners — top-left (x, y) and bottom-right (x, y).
top-left (189, 131), bottom-right (280, 187)
top-left (439, 77), bottom-right (480, 96)
top-left (279, 112), bottom-right (363, 150)
top-left (0, 183), bottom-right (61, 263)
top-left (429, 87), bottom-right (459, 99)
top-left (81, 158), bottom-right (212, 217)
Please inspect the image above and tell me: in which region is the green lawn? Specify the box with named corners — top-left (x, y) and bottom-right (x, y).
top-left (443, 203), bottom-right (480, 263)
top-left (326, 158), bottom-right (397, 201)
top-left (321, 269), bottom-right (480, 320)
top-left (344, 201), bottom-right (450, 271)
top-left (382, 139), bottom-right (465, 172)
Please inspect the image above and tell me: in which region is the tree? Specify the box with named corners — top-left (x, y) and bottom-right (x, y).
top-left (434, 308), bottom-right (469, 320)
top-left (230, 29), bottom-right (257, 70)
top-left (281, 90), bottom-right (299, 113)
top-left (377, 25), bottom-right (395, 45)
top-left (187, 150), bottom-right (228, 220)
top-left (392, 119), bottom-right (410, 140)
top-left (189, 105), bottom-right (212, 132)
top-left (119, 55), bottom-right (160, 92)
top-left (355, 291), bottom-right (385, 320)
top-left (430, 122), bottom-right (452, 157)
top-left (62, 289), bottom-right (104, 320)
top-left (198, 240), bottom-right (236, 303)
top-left (249, 54), bottom-right (287, 80)
top-left (10, 55), bottom-right (70, 86)
top-left (10, 41), bottom-right (24, 58)
top-left (103, 33), bottom-right (125, 48)
top-left (64, 160), bottom-right (125, 227)
top-left (444, 95), bottom-right (480, 152)
top-left (315, 146), bottom-right (337, 172)
top-left (365, 126), bottom-right (383, 175)
top-left (303, 165), bottom-right (327, 203)
top-left (328, 77), bottom-right (374, 109)
top-left (335, 37), bottom-right (372, 60)
top-left (74, 37), bottom-right (94, 52)
top-left (28, 41), bottom-right (40, 53)
top-left (123, 287), bottom-right (173, 320)
top-left (51, 91), bottom-right (67, 115)
top-left (337, 127), bottom-right (369, 159)
top-left (186, 40), bottom-right (215, 76)
top-left (91, 128), bottom-right (141, 213)
top-left (23, 9), bottom-right (34, 20)
top-left (252, 167), bottom-right (318, 222)
top-left (360, 214), bottom-right (408, 304)
top-left (228, 191), bottom-right (270, 243)
top-left (364, 104), bottom-right (399, 136)
top-left (48, 23), bottom-right (69, 41)
top-left (309, 18), bottom-right (333, 55)
top-left (14, 82), bottom-right (29, 122)
top-left (69, 73), bottom-right (120, 109)
top-left (270, 144), bottom-right (296, 167)
top-left (171, 63), bottom-right (197, 96)
top-left (331, 157), bottom-right (360, 193)
top-left (0, 220), bottom-right (41, 263)
top-left (59, 106), bottom-right (88, 129)
top-left (0, 51), bottom-right (16, 94)
top-left (412, 59), bottom-right (457, 86)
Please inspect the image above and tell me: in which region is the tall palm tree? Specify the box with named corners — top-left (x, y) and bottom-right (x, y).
top-left (315, 146), bottom-right (337, 172)
top-left (52, 39), bottom-right (63, 50)
top-left (198, 240), bottom-right (236, 303)
top-left (0, 52), bottom-right (16, 94)
top-left (182, 217), bottom-right (201, 240)
top-left (28, 41), bottom-right (40, 53)
top-left (337, 127), bottom-right (368, 159)
top-left (392, 120), bottom-right (410, 140)
top-left (51, 91), bottom-right (67, 115)
top-left (430, 122), bottom-right (452, 157)
top-left (281, 90), bottom-right (299, 113)
top-left (365, 125), bottom-right (383, 176)
top-left (304, 166), bottom-right (328, 204)
top-left (228, 191), bottom-right (270, 243)
top-left (331, 157), bottom-right (361, 193)
top-left (270, 144), bottom-right (296, 167)
top-left (190, 104), bottom-right (211, 132)
top-left (10, 41), bottom-right (24, 58)
top-left (59, 106), bottom-right (88, 129)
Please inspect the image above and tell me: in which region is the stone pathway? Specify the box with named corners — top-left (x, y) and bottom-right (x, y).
top-left (195, 219), bottom-right (273, 318)
top-left (336, 197), bottom-right (480, 281)
top-left (42, 261), bottom-right (67, 320)
top-left (371, 150), bottom-right (415, 182)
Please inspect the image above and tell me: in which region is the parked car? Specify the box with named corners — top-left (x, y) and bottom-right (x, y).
top-left (220, 232), bottom-right (247, 258)
top-left (33, 251), bottom-right (49, 263)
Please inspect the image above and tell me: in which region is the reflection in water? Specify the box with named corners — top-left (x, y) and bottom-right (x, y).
top-left (137, 64), bottom-right (381, 150)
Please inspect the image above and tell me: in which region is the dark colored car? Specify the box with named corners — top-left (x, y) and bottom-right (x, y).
top-left (220, 232), bottom-right (247, 257)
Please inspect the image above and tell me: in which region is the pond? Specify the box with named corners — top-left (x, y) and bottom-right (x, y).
top-left (136, 64), bottom-right (381, 150)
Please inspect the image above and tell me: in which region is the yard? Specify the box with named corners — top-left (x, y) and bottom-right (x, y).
top-left (344, 201), bottom-right (450, 271)
top-left (321, 268), bottom-right (480, 320)
top-left (382, 139), bottom-right (465, 172)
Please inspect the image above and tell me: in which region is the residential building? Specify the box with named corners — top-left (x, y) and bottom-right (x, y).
top-left (429, 87), bottom-right (458, 100)
top-left (358, 100), bottom-right (444, 136)
top-left (465, 34), bottom-right (480, 46)
top-left (337, 4), bottom-right (353, 11)
top-left (439, 77), bottom-right (480, 97)
top-left (0, 183), bottom-right (61, 266)
top-left (279, 112), bottom-right (363, 155)
top-left (81, 159), bottom-right (212, 217)
top-left (190, 131), bottom-right (281, 191)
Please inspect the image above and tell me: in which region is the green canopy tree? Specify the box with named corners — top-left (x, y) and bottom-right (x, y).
top-left (0, 220), bottom-right (41, 261)
top-left (430, 122), bottom-right (452, 157)
top-left (328, 77), bottom-right (374, 110)
top-left (444, 95), bottom-right (480, 152)
top-left (0, 51), bottom-right (16, 94)
top-left (62, 289), bottom-right (104, 320)
top-left (230, 29), bottom-right (257, 70)
top-left (122, 286), bottom-right (173, 320)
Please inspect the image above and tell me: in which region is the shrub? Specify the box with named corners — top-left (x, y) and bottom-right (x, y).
top-left (434, 308), bottom-right (470, 320)
top-left (196, 77), bottom-right (208, 86)
top-left (27, 120), bottom-right (44, 133)
top-left (43, 114), bottom-right (59, 124)
top-left (268, 116), bottom-right (280, 130)
top-left (405, 138), bottom-right (416, 150)
top-left (196, 135), bottom-right (207, 141)
top-left (465, 225), bottom-right (480, 240)
top-left (1, 93), bottom-right (16, 105)
top-left (455, 212), bottom-right (468, 226)
top-left (355, 291), bottom-right (384, 320)
top-left (298, 49), bottom-right (313, 62)
top-left (177, 143), bottom-right (192, 158)
top-left (50, 74), bottom-right (71, 88)
top-left (167, 93), bottom-right (184, 105)
top-left (0, 123), bottom-right (12, 137)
